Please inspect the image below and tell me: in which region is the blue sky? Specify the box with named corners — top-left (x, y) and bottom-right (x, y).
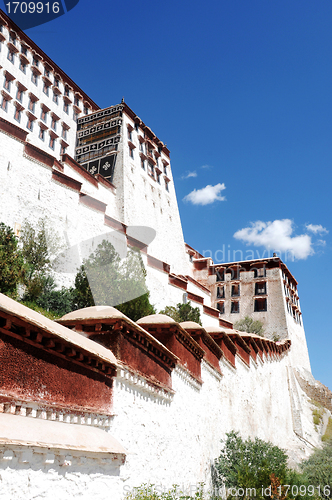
top-left (13, 0), bottom-right (331, 389)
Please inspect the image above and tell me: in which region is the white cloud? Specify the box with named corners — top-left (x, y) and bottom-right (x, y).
top-left (183, 183), bottom-right (226, 206)
top-left (233, 219), bottom-right (313, 260)
top-left (201, 164), bottom-right (213, 170)
top-left (305, 224), bottom-right (328, 235)
top-left (181, 171), bottom-right (197, 179)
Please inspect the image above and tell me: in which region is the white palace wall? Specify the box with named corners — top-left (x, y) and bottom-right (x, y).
top-left (0, 344), bottom-right (320, 500)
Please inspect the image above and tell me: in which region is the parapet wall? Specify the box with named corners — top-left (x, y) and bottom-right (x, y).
top-left (0, 295), bottom-right (324, 500)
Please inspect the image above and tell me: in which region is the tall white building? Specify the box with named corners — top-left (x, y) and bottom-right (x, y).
top-left (0, 9), bottom-right (98, 160)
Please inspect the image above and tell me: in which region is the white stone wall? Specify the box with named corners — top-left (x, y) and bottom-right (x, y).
top-left (117, 112), bottom-right (190, 276)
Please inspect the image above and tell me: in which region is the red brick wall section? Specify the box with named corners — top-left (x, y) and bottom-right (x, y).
top-left (0, 334), bottom-right (113, 414)
top-left (89, 330), bottom-right (173, 390)
top-left (52, 169), bottom-right (82, 192)
top-left (24, 143), bottom-right (55, 168)
top-left (0, 117), bottom-right (28, 142)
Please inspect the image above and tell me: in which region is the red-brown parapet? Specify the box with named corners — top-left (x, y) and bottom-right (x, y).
top-left (58, 307), bottom-right (178, 392)
top-left (137, 314), bottom-right (204, 384)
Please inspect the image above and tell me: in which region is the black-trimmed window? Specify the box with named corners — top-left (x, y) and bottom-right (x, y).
top-left (217, 302), bottom-right (225, 314)
top-left (16, 87), bottom-right (24, 103)
top-left (14, 106), bottom-right (22, 123)
top-left (141, 158), bottom-right (145, 170)
top-left (216, 269), bottom-right (224, 282)
top-left (7, 49), bottom-right (14, 63)
top-left (231, 284), bottom-right (240, 297)
top-left (19, 59), bottom-right (27, 74)
top-left (217, 286), bottom-right (224, 299)
top-left (254, 267), bottom-right (266, 278)
top-left (31, 72), bottom-right (38, 86)
top-left (53, 92), bottom-right (58, 104)
top-left (231, 301), bottom-right (240, 313)
top-left (1, 96), bottom-right (8, 112)
top-left (254, 298), bottom-right (267, 312)
top-left (43, 81), bottom-right (50, 96)
top-left (39, 126), bottom-right (45, 141)
top-left (255, 282), bottom-right (266, 295)
top-left (4, 77), bottom-right (11, 92)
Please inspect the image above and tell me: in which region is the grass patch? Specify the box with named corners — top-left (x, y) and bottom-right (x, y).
top-left (322, 417), bottom-right (332, 442)
top-left (311, 400), bottom-right (324, 428)
top-left (19, 301), bottom-right (61, 320)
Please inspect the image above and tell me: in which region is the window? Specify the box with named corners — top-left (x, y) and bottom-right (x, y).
top-left (62, 124), bottom-right (69, 140)
top-left (44, 67), bottom-right (50, 78)
top-left (254, 267), bottom-right (266, 278)
top-left (255, 282), bottom-right (266, 295)
top-left (27, 116), bottom-right (34, 131)
top-left (231, 301), bottom-right (240, 313)
top-left (32, 57), bottom-right (39, 67)
top-left (14, 106), bottom-right (21, 123)
top-left (60, 144), bottom-right (67, 155)
top-left (74, 96), bottom-right (80, 106)
top-left (31, 72), bottom-right (38, 86)
top-left (141, 158), bottom-right (145, 170)
top-left (54, 77), bottom-right (60, 87)
top-left (84, 106), bottom-right (89, 114)
top-left (49, 135), bottom-right (56, 150)
top-left (148, 162), bottom-right (154, 178)
top-left (217, 302), bottom-right (225, 314)
top-left (231, 284), bottom-right (240, 297)
top-left (139, 142), bottom-right (144, 152)
top-left (16, 87), bottom-right (24, 103)
top-left (51, 116), bottom-right (58, 131)
top-left (63, 101), bottom-right (69, 114)
top-left (163, 164), bottom-right (167, 175)
top-left (40, 107), bottom-right (48, 123)
top-left (73, 110), bottom-right (78, 122)
top-left (39, 126), bottom-right (45, 141)
top-left (4, 77), bottom-right (11, 92)
top-left (1, 96), bottom-right (8, 112)
top-left (28, 97), bottom-right (36, 113)
top-left (7, 49), bottom-right (14, 63)
top-left (254, 298), bottom-right (267, 312)
top-left (216, 269), bottom-right (224, 282)
top-left (21, 45), bottom-right (27, 56)
top-left (217, 286), bottom-right (225, 299)
top-left (19, 59), bottom-right (27, 73)
top-left (129, 145), bottom-right (134, 159)
top-left (53, 92), bottom-right (58, 104)
top-left (157, 173), bottom-right (161, 184)
top-left (165, 179), bottom-right (169, 191)
top-left (127, 128), bottom-right (132, 141)
top-left (43, 81), bottom-right (50, 96)
top-left (64, 86), bottom-right (70, 97)
top-left (9, 33), bottom-right (16, 46)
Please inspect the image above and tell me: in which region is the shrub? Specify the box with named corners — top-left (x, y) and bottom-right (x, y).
top-left (159, 302), bottom-right (202, 325)
top-left (322, 418), bottom-right (332, 442)
top-left (0, 222), bottom-right (25, 298)
top-left (301, 440), bottom-right (332, 499)
top-left (234, 316), bottom-right (264, 336)
top-left (213, 431), bottom-right (288, 499)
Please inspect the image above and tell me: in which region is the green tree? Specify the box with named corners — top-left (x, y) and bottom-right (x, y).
top-left (213, 431), bottom-right (288, 499)
top-left (74, 241), bottom-right (155, 321)
top-left (0, 223), bottom-right (25, 298)
top-left (234, 316), bottom-right (264, 336)
top-left (301, 440), bottom-right (332, 499)
top-left (159, 302), bottom-right (202, 325)
top-left (20, 219), bottom-right (61, 301)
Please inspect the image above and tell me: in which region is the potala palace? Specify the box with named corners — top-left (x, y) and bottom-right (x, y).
top-left (0, 9), bottom-right (331, 500)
